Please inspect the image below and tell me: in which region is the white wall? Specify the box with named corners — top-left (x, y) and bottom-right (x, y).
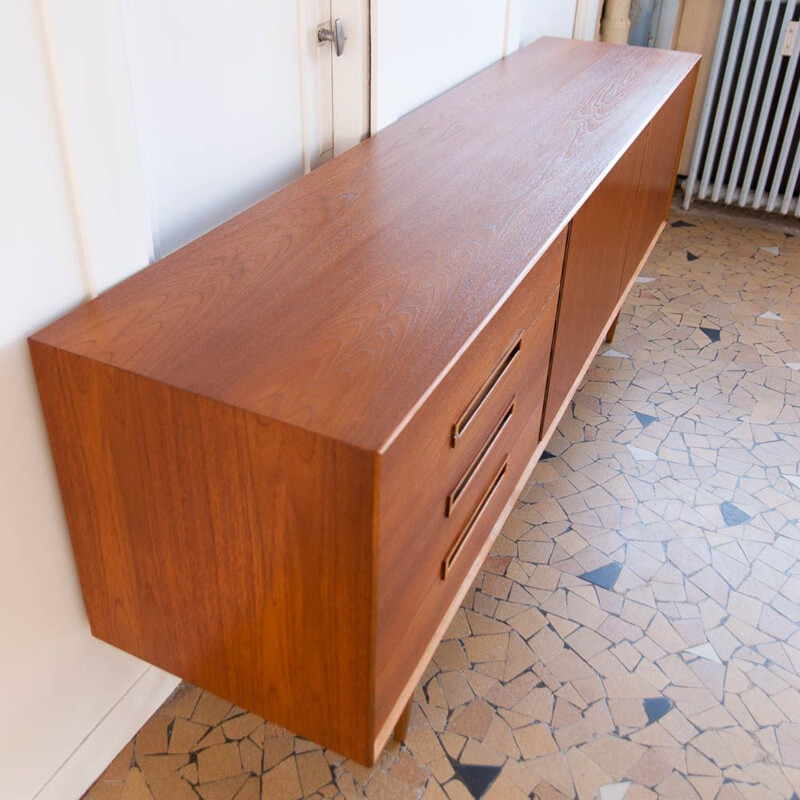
top-left (120, 0), bottom-right (306, 256)
top-left (519, 0), bottom-right (578, 45)
top-left (373, 0), bottom-right (508, 124)
top-left (1, 1), bottom-right (317, 797)
top-left (0, 3), bottom-right (171, 799)
top-left (0, 0), bottom-right (310, 794)
top-left (371, 0), bottom-right (603, 130)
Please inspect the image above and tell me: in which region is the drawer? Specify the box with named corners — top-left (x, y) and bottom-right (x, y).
top-left (375, 287), bottom-right (560, 728)
top-left (378, 288), bottom-right (560, 609)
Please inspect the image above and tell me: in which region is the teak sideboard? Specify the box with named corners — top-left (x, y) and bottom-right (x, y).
top-left (30, 39), bottom-right (699, 765)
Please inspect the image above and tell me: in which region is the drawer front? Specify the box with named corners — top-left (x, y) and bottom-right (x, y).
top-left (375, 287), bottom-right (560, 729)
top-left (377, 231), bottom-right (564, 606)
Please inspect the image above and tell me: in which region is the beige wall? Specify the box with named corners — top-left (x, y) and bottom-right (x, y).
top-left (674, 0), bottom-right (725, 174)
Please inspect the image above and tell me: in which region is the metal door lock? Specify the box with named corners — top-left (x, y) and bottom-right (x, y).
top-left (318, 18), bottom-right (346, 57)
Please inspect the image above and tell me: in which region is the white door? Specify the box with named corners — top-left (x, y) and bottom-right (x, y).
top-left (120, 0), bottom-right (370, 256)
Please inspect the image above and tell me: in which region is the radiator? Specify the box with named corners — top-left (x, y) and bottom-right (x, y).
top-left (683, 0), bottom-right (800, 215)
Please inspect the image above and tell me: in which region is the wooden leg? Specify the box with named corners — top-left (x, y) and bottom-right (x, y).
top-left (393, 698), bottom-right (412, 743)
top-left (606, 313), bottom-right (620, 343)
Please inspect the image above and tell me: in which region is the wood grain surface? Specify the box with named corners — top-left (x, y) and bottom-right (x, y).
top-left (31, 39), bottom-right (700, 453)
top-left (541, 131), bottom-right (647, 433)
top-left (29, 340), bottom-right (378, 763)
top-left (620, 66), bottom-right (699, 292)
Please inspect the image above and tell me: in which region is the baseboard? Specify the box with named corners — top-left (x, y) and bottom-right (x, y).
top-left (33, 665), bottom-right (180, 800)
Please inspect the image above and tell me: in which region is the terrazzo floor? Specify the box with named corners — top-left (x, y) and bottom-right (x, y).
top-left (83, 204), bottom-right (800, 800)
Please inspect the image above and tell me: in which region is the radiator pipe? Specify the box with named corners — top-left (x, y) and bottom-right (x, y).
top-left (601, 0), bottom-right (633, 44)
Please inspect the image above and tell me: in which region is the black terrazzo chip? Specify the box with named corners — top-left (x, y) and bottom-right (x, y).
top-left (448, 760), bottom-right (502, 798)
top-left (644, 697), bottom-right (673, 724)
top-left (720, 501), bottom-right (751, 527)
top-left (700, 327), bottom-right (721, 343)
top-left (579, 562), bottom-right (622, 591)
top-left (635, 412), bottom-right (658, 428)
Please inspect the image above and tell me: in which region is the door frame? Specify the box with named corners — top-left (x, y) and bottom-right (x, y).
top-left (299, 0), bottom-right (370, 172)
top-left (332, 0), bottom-right (371, 153)
top-left (573, 0), bottom-right (604, 40)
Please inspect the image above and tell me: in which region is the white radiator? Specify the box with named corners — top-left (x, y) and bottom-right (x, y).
top-left (683, 0), bottom-right (800, 215)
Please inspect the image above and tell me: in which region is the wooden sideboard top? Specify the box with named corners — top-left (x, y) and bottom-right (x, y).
top-left (32, 38), bottom-right (699, 452)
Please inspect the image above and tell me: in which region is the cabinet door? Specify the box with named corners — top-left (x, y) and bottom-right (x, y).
top-left (541, 133), bottom-right (646, 434)
top-left (619, 70), bottom-right (697, 291)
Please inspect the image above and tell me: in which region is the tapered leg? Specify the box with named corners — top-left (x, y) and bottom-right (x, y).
top-left (393, 699), bottom-right (412, 743)
top-left (606, 313), bottom-right (620, 343)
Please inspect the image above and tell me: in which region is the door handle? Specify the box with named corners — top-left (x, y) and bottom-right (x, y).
top-left (318, 18), bottom-right (346, 57)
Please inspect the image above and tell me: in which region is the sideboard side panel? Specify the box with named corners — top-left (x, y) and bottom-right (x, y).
top-left (28, 340), bottom-right (377, 763)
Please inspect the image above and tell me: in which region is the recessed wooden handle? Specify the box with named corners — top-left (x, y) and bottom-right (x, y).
top-left (447, 398), bottom-right (515, 517)
top-left (452, 334), bottom-right (522, 447)
top-left (442, 458), bottom-right (508, 580)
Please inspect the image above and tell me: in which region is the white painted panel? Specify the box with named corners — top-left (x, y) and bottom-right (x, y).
top-left (302, 0), bottom-right (368, 164)
top-left (36, 667), bottom-right (179, 800)
top-left (0, 3), bottom-right (156, 798)
top-left (301, 0), bottom-right (335, 169)
top-left (120, 0), bottom-right (306, 256)
top-left (387, 0), bottom-right (508, 120)
top-left (42, 0), bottom-right (153, 294)
top-left (519, 0), bottom-right (578, 45)
top-left (370, 0), bottom-right (401, 131)
top-left (331, 0), bottom-right (371, 153)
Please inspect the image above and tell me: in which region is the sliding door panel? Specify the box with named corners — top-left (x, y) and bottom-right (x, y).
top-left (620, 69), bottom-right (699, 290)
top-left (542, 133), bottom-right (647, 433)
